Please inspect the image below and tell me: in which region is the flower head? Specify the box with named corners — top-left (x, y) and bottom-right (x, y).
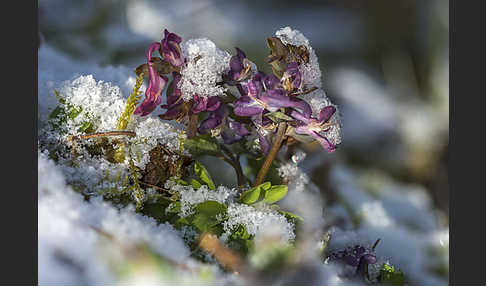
top-left (224, 48), bottom-right (254, 84)
top-left (197, 104), bottom-right (250, 144)
top-left (134, 42), bottom-right (168, 116)
top-left (327, 245), bottom-right (377, 275)
top-left (160, 72), bottom-right (185, 120)
top-left (290, 104), bottom-right (339, 152)
top-left (192, 94), bottom-right (221, 114)
top-left (233, 72), bottom-right (310, 117)
top-left (281, 62), bottom-right (302, 92)
top-left (160, 29), bottom-right (184, 67)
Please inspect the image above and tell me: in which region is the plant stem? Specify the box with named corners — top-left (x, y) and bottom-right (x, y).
top-left (253, 122), bottom-right (287, 187)
top-left (220, 145), bottom-right (247, 188)
top-left (68, 131), bottom-right (136, 157)
top-left (187, 112), bottom-right (198, 138)
top-left (289, 86), bottom-right (318, 97)
top-left (138, 181), bottom-right (173, 195)
top-left (71, 131), bottom-right (136, 140)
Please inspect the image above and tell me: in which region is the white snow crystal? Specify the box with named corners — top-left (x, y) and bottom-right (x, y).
top-left (223, 204), bottom-right (295, 243)
top-left (127, 116), bottom-right (184, 169)
top-left (278, 162), bottom-right (310, 193)
top-left (38, 152), bottom-right (190, 286)
top-left (169, 184), bottom-right (237, 217)
top-left (59, 75), bottom-right (126, 133)
top-left (179, 38), bottom-right (231, 101)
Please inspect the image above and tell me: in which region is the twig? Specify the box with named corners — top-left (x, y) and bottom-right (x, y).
top-left (289, 86), bottom-right (318, 97)
top-left (68, 131), bottom-right (136, 157)
top-left (198, 232), bottom-right (244, 273)
top-left (138, 181), bottom-right (172, 194)
top-left (253, 122), bottom-right (287, 187)
top-left (187, 113), bottom-right (198, 139)
top-left (70, 131), bottom-right (136, 140)
top-left (220, 145), bottom-right (247, 189)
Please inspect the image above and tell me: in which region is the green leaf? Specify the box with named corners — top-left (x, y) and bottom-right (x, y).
top-left (194, 161), bottom-right (216, 190)
top-left (175, 217), bottom-right (191, 226)
top-left (238, 182), bottom-right (271, 204)
top-left (184, 134), bottom-right (222, 157)
top-left (195, 200), bottom-right (227, 215)
top-left (279, 210), bottom-right (304, 222)
top-left (379, 263), bottom-right (406, 286)
top-left (49, 105), bottom-right (64, 120)
top-left (226, 225), bottom-right (254, 255)
top-left (166, 202), bottom-right (181, 214)
top-left (191, 201), bottom-right (227, 233)
top-left (77, 121), bottom-right (94, 133)
top-left (68, 106), bottom-right (83, 120)
top-left (190, 179), bottom-right (202, 189)
top-left (261, 185), bottom-right (288, 204)
top-left (172, 178), bottom-right (189, 186)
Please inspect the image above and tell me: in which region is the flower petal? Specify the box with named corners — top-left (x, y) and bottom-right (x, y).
top-left (319, 105), bottom-right (336, 122)
top-left (233, 96), bottom-right (264, 116)
top-left (258, 133), bottom-right (271, 155)
top-left (161, 29), bottom-right (183, 67)
top-left (134, 43), bottom-right (167, 116)
top-left (206, 96), bottom-right (221, 111)
top-left (311, 131), bottom-right (336, 152)
top-left (230, 120), bottom-right (250, 136)
top-left (192, 95), bottom-right (207, 113)
top-left (264, 74), bottom-right (281, 90)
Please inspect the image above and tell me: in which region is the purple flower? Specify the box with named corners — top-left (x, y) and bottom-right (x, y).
top-left (160, 72), bottom-right (183, 120)
top-left (198, 104), bottom-right (250, 144)
top-left (290, 104), bottom-right (338, 152)
top-left (225, 48), bottom-right (253, 84)
top-left (221, 119), bottom-right (250, 144)
top-left (251, 111), bottom-right (276, 155)
top-left (192, 95), bottom-right (221, 114)
top-left (327, 245), bottom-right (377, 273)
top-left (197, 104), bottom-right (227, 135)
top-left (160, 29), bottom-right (183, 67)
top-left (233, 73), bottom-right (311, 117)
top-left (281, 62), bottom-right (302, 91)
top-left (134, 43), bottom-right (168, 116)
top-left (258, 133), bottom-right (271, 155)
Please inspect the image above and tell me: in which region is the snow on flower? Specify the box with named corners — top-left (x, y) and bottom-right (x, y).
top-left (179, 38), bottom-right (231, 101)
top-left (275, 26), bottom-right (322, 89)
top-left (298, 88), bottom-right (343, 147)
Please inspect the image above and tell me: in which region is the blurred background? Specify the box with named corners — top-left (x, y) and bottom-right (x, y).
top-left (39, 0), bottom-right (448, 220)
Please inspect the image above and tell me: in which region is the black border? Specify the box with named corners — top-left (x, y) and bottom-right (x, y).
top-left (2, 0), bottom-right (37, 283)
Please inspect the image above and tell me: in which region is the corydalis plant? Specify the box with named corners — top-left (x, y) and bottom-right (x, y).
top-left (133, 27), bottom-right (342, 186)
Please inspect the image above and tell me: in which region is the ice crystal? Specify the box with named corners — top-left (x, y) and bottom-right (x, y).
top-left (179, 38), bottom-right (231, 101)
top-left (59, 75), bottom-right (127, 133)
top-left (168, 184), bottom-right (237, 217)
top-left (223, 203), bottom-right (295, 243)
top-left (275, 26), bottom-right (322, 89)
top-left (278, 162), bottom-right (310, 193)
top-left (127, 116), bottom-right (183, 169)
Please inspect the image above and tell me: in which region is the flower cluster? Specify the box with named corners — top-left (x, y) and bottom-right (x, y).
top-left (133, 27), bottom-right (341, 153)
top-left (327, 244), bottom-right (378, 276)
